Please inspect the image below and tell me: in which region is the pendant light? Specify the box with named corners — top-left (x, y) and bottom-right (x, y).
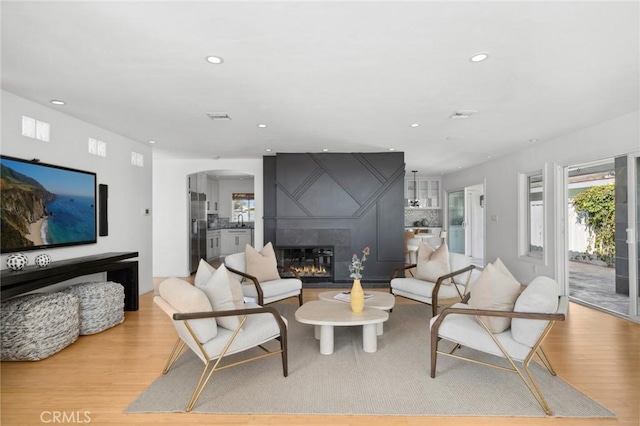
top-left (410, 170), bottom-right (420, 207)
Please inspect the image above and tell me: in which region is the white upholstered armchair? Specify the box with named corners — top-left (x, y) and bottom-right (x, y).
top-left (154, 274), bottom-right (288, 412)
top-left (224, 242), bottom-right (303, 306)
top-left (430, 275), bottom-right (568, 415)
top-left (390, 241), bottom-right (476, 317)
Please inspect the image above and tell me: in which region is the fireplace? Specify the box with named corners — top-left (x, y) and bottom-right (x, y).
top-left (264, 153), bottom-right (407, 284)
top-left (276, 246), bottom-right (334, 282)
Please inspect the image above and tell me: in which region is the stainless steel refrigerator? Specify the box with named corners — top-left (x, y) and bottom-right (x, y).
top-left (188, 176), bottom-right (207, 274)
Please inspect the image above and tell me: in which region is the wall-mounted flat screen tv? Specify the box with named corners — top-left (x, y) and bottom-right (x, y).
top-left (1, 155), bottom-right (97, 253)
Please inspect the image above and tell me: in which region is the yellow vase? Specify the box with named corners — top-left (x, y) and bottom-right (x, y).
top-left (350, 278), bottom-right (365, 313)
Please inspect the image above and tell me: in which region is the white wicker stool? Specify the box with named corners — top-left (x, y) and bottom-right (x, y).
top-left (1, 292), bottom-right (80, 361)
top-left (62, 281), bottom-right (125, 335)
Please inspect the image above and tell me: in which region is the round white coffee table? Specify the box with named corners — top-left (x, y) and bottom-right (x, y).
top-left (294, 300), bottom-right (388, 355)
top-left (318, 290), bottom-right (395, 310)
top-left (318, 290), bottom-right (395, 335)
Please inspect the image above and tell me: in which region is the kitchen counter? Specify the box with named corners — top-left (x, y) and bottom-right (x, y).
top-left (405, 226), bottom-right (441, 229)
top-left (405, 226), bottom-right (442, 232)
top-left (205, 228), bottom-right (254, 259)
top-left (406, 227), bottom-right (444, 255)
top-left (207, 226), bottom-right (253, 230)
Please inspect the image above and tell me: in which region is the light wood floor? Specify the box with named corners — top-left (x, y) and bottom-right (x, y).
top-left (1, 285), bottom-right (639, 426)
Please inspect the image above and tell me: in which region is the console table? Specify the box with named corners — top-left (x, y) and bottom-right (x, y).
top-left (1, 252), bottom-right (139, 311)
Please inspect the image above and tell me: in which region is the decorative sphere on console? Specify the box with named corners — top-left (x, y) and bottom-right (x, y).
top-left (35, 253), bottom-right (52, 268)
top-left (6, 253), bottom-right (29, 271)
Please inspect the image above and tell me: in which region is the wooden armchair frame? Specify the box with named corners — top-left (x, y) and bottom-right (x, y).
top-left (225, 265), bottom-right (303, 306)
top-left (390, 263), bottom-right (476, 317)
top-left (430, 296), bottom-right (568, 415)
top-left (165, 306), bottom-right (288, 412)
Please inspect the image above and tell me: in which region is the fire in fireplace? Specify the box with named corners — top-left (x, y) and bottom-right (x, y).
top-left (276, 246), bottom-right (333, 282)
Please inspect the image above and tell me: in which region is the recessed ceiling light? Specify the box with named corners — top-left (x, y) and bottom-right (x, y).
top-left (470, 52), bottom-right (489, 62)
top-left (50, 99), bottom-right (66, 105)
top-left (388, 148), bottom-right (395, 151)
top-left (322, 148), bottom-right (329, 152)
top-left (206, 56), bottom-right (224, 64)
top-left (410, 123), bottom-right (420, 128)
top-left (265, 148), bottom-right (272, 152)
top-left (148, 140), bottom-right (156, 144)
top-left (529, 138), bottom-right (539, 143)
top-left (257, 124), bottom-right (267, 128)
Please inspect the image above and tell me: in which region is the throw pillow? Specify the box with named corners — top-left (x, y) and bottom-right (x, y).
top-left (416, 241), bottom-right (451, 283)
top-left (511, 276), bottom-right (559, 347)
top-left (245, 242), bottom-right (281, 283)
top-left (467, 262), bottom-right (522, 333)
top-left (196, 264), bottom-right (245, 331)
top-left (194, 259), bottom-right (216, 288)
top-left (493, 257), bottom-right (518, 282)
top-left (159, 277), bottom-right (217, 342)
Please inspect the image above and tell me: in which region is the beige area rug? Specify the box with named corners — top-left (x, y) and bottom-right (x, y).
top-left (126, 304), bottom-right (615, 418)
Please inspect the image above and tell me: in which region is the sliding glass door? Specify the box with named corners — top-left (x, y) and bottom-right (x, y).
top-left (629, 153), bottom-right (639, 322)
top-left (564, 154), bottom-right (639, 323)
top-left (446, 185), bottom-right (485, 264)
top-left (447, 190), bottom-right (465, 254)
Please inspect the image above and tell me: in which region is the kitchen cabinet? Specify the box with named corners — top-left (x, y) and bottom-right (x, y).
top-left (213, 230), bottom-right (221, 259)
top-left (220, 229), bottom-right (252, 256)
top-left (198, 173), bottom-right (208, 194)
top-left (188, 173), bottom-right (209, 195)
top-left (207, 230), bottom-right (221, 260)
top-left (207, 177), bottom-right (219, 213)
top-left (405, 177), bottom-right (441, 208)
top-left (206, 231), bottom-right (213, 260)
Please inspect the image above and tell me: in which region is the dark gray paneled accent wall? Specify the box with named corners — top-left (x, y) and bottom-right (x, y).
top-left (264, 152), bottom-right (405, 282)
top-left (263, 156), bottom-right (277, 245)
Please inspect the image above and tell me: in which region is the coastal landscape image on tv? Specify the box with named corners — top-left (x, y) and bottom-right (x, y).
top-left (1, 156), bottom-right (97, 253)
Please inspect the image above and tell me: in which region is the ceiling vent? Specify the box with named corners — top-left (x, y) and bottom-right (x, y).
top-left (207, 113), bottom-right (232, 121)
top-left (449, 110), bottom-right (477, 119)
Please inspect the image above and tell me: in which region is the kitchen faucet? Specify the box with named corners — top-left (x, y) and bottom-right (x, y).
top-left (237, 214), bottom-right (244, 227)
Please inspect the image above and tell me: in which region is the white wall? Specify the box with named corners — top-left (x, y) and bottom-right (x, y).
top-left (217, 178), bottom-right (255, 221)
top-left (443, 110), bottom-right (639, 286)
top-left (152, 158), bottom-right (263, 277)
top-left (1, 91), bottom-right (154, 294)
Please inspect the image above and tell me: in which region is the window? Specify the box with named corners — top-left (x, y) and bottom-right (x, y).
top-left (232, 193), bottom-right (254, 223)
top-left (518, 169), bottom-right (545, 262)
top-left (527, 174), bottom-right (544, 257)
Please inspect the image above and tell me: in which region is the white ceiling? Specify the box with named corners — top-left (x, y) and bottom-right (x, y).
top-left (2, 1), bottom-right (638, 175)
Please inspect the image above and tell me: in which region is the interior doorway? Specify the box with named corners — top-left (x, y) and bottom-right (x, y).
top-left (446, 183), bottom-right (485, 266)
